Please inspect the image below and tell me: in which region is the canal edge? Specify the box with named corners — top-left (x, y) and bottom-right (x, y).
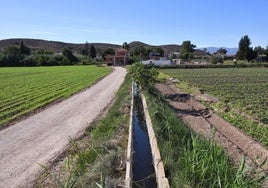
top-left (125, 81), bottom-right (134, 188)
top-left (141, 93), bottom-right (170, 188)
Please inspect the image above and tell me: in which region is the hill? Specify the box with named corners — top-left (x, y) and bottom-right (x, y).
top-left (0, 38), bottom-right (206, 56)
top-left (128, 41), bottom-right (205, 56)
top-left (0, 38), bottom-right (121, 54)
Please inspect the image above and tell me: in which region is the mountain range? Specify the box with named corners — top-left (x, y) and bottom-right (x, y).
top-left (198, 47), bottom-right (238, 55)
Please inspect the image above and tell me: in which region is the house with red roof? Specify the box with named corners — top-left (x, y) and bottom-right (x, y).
top-left (105, 48), bottom-right (129, 66)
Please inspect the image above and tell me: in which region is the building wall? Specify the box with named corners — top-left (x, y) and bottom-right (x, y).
top-left (116, 50), bottom-right (127, 56)
top-left (114, 49), bottom-right (129, 66)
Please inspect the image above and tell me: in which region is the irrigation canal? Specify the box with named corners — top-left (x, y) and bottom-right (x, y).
top-left (132, 86), bottom-right (156, 187)
top-left (126, 82), bottom-right (169, 188)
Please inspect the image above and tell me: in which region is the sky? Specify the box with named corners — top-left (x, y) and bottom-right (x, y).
top-left (1, 0), bottom-right (268, 48)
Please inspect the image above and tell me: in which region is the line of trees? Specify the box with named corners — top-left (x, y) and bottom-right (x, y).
top-left (236, 35), bottom-right (268, 62)
top-left (0, 41), bottom-right (100, 67)
top-left (81, 41), bottom-right (97, 59)
top-left (177, 36), bottom-right (268, 64)
top-left (0, 46), bottom-right (77, 67)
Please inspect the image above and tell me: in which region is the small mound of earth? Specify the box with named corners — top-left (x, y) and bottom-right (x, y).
top-left (165, 93), bottom-right (190, 102)
top-left (195, 94), bottom-right (218, 103)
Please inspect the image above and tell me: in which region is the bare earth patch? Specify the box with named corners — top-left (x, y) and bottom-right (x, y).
top-left (0, 67), bottom-right (126, 188)
top-left (155, 83), bottom-right (268, 179)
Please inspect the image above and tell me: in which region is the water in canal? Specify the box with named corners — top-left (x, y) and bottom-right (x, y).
top-left (132, 85), bottom-right (156, 188)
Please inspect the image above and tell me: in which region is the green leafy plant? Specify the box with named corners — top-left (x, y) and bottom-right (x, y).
top-left (128, 62), bottom-right (159, 89)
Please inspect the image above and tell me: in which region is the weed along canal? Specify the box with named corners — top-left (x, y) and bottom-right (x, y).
top-left (132, 83), bottom-right (157, 187)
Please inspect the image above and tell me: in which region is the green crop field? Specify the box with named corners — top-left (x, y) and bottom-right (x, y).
top-left (160, 68), bottom-right (268, 145)
top-left (0, 66), bottom-right (111, 126)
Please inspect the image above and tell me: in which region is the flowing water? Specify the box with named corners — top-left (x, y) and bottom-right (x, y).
top-left (132, 84), bottom-right (156, 188)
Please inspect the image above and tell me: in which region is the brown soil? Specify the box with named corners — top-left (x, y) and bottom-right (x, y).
top-left (155, 83), bottom-right (268, 180)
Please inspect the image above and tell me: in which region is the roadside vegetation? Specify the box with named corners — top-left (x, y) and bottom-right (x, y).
top-left (160, 68), bottom-right (268, 147)
top-left (39, 74), bottom-right (132, 187)
top-left (129, 62), bottom-right (265, 187)
top-left (0, 66), bottom-right (111, 127)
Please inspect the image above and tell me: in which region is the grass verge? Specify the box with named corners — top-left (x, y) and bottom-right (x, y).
top-left (38, 74), bottom-right (132, 187)
top-left (144, 88), bottom-right (264, 187)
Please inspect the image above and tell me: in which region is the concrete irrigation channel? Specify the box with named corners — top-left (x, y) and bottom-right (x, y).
top-left (125, 83), bottom-right (169, 188)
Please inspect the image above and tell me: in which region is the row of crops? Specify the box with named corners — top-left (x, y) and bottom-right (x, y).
top-left (0, 66), bottom-right (111, 126)
top-left (160, 68), bottom-right (268, 146)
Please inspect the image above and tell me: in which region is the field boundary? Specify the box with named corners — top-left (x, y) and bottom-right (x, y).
top-left (155, 83), bottom-right (268, 174)
top-left (125, 82), bottom-right (134, 188)
top-left (141, 93), bottom-right (170, 188)
top-left (157, 63), bottom-right (268, 69)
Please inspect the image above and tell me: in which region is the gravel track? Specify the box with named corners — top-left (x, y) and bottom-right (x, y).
top-left (0, 67), bottom-right (126, 188)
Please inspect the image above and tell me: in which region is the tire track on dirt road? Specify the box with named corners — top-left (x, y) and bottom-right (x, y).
top-left (0, 67), bottom-right (126, 188)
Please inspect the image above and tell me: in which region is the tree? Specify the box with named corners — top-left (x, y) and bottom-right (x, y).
top-left (3, 46), bottom-right (20, 56)
top-left (236, 35), bottom-right (256, 61)
top-left (90, 44), bottom-right (96, 58)
top-left (19, 40), bottom-right (31, 55)
top-left (131, 46), bottom-right (148, 60)
top-left (155, 47), bottom-right (164, 57)
top-left (62, 47), bottom-right (77, 63)
top-left (265, 47), bottom-right (268, 62)
top-left (254, 46), bottom-right (265, 57)
top-left (122, 42), bottom-right (129, 50)
top-left (2, 46), bottom-right (22, 66)
top-left (102, 48), bottom-right (115, 59)
top-left (81, 41), bottom-right (89, 57)
top-left (246, 49), bottom-right (257, 62)
top-left (216, 48), bottom-right (227, 55)
top-left (179, 40), bottom-right (196, 60)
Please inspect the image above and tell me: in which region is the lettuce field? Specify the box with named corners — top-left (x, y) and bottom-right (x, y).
top-left (161, 68), bottom-right (268, 145)
top-left (0, 66), bottom-right (111, 126)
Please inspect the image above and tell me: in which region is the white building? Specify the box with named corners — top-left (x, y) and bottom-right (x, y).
top-left (142, 59), bottom-right (173, 67)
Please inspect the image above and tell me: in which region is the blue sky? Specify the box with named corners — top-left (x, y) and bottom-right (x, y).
top-left (1, 0), bottom-right (268, 48)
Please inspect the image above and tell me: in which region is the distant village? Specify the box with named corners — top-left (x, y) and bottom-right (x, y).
top-left (105, 48), bottom-right (235, 67)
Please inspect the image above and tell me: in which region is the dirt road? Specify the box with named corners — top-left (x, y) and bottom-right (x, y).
top-left (0, 67), bottom-right (126, 188)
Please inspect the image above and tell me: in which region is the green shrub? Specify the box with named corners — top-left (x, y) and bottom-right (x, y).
top-left (208, 55), bottom-right (224, 64)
